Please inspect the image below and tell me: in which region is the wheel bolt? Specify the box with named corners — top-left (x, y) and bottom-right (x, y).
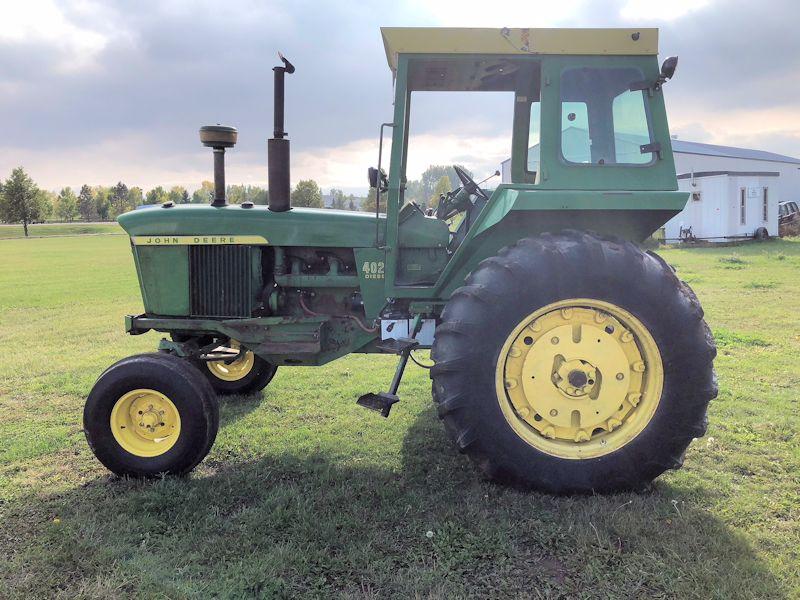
top-left (616, 373), bottom-right (624, 380)
top-left (551, 337), bottom-right (559, 345)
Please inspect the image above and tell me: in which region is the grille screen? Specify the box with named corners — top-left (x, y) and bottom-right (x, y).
top-left (189, 245), bottom-right (253, 317)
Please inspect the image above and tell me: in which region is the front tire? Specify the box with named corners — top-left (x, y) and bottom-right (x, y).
top-left (84, 353), bottom-right (219, 477)
top-left (431, 231), bottom-right (716, 494)
top-left (196, 339), bottom-right (278, 396)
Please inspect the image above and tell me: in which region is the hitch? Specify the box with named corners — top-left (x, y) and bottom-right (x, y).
top-left (356, 337), bottom-right (419, 417)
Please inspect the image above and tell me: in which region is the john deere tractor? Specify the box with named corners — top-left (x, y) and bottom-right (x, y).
top-left (84, 28), bottom-right (716, 494)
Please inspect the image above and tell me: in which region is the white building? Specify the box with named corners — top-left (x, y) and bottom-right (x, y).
top-left (665, 171), bottom-right (778, 241)
top-left (500, 137), bottom-right (800, 241)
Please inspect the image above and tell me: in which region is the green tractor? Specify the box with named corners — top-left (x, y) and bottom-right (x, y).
top-left (84, 27), bottom-right (716, 494)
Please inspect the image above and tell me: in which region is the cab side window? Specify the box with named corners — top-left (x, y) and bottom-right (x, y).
top-left (560, 67), bottom-right (655, 166)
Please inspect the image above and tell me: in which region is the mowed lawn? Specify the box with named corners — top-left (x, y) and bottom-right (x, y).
top-left (0, 234), bottom-right (798, 599)
top-left (0, 222), bottom-right (123, 239)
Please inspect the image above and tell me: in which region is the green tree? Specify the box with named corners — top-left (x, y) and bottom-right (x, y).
top-left (55, 187), bottom-right (79, 222)
top-left (77, 185), bottom-right (97, 221)
top-left (94, 187), bottom-right (111, 221)
top-left (347, 194), bottom-right (356, 211)
top-left (327, 188), bottom-right (346, 210)
top-left (226, 184), bottom-right (246, 204)
top-left (167, 185), bottom-right (188, 205)
top-left (290, 179), bottom-right (322, 208)
top-left (404, 179), bottom-right (423, 204)
top-left (418, 164), bottom-right (470, 204)
top-left (128, 186), bottom-right (143, 208)
top-left (145, 186), bottom-right (167, 205)
top-left (192, 181), bottom-right (214, 204)
top-left (429, 175), bottom-right (452, 209)
top-left (251, 186), bottom-right (268, 205)
top-left (0, 167), bottom-right (47, 236)
top-left (109, 182), bottom-right (130, 218)
top-left (361, 188), bottom-right (378, 213)
top-left (38, 190), bottom-right (56, 221)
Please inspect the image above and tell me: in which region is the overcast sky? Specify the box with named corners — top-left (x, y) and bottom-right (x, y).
top-left (1, 0), bottom-right (798, 194)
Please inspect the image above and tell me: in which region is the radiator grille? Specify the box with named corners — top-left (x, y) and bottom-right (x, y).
top-left (189, 245), bottom-right (253, 317)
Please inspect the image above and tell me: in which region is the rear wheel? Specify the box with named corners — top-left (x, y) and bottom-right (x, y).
top-left (431, 231), bottom-right (716, 494)
top-left (195, 340), bottom-right (278, 396)
top-left (84, 353), bottom-right (219, 477)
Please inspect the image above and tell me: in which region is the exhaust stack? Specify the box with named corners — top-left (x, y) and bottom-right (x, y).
top-left (199, 125), bottom-right (238, 207)
top-left (268, 53), bottom-right (295, 212)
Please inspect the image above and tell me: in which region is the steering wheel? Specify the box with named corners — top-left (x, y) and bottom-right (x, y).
top-left (453, 165), bottom-right (489, 201)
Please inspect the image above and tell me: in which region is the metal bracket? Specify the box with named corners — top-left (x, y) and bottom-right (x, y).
top-left (640, 141), bottom-right (662, 159)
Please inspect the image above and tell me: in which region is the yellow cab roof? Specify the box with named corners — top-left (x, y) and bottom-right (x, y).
top-left (381, 27), bottom-right (658, 71)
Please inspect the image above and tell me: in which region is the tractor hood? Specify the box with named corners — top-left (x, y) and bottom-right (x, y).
top-left (118, 204), bottom-right (385, 248)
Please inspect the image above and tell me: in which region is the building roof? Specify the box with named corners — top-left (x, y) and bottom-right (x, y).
top-left (677, 171), bottom-right (780, 180)
top-left (500, 134), bottom-right (800, 169)
top-left (380, 27), bottom-right (658, 72)
top-left (672, 139), bottom-right (800, 165)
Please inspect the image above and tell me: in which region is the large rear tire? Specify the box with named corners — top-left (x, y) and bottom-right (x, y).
top-left (430, 231), bottom-right (716, 494)
top-left (84, 353), bottom-right (219, 477)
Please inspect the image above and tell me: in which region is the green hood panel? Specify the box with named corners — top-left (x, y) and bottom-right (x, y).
top-left (118, 204), bottom-right (385, 247)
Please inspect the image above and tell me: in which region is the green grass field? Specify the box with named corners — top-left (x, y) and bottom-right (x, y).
top-left (0, 234), bottom-right (798, 599)
top-left (0, 222), bottom-right (122, 239)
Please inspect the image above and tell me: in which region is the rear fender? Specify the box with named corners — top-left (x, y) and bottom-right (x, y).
top-left (429, 185), bottom-right (687, 298)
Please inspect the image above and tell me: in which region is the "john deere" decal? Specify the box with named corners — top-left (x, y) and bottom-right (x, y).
top-left (131, 235), bottom-right (269, 245)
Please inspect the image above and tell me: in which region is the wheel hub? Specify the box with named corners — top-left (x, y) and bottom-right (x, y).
top-left (207, 340), bottom-right (255, 382)
top-left (497, 299), bottom-right (664, 459)
top-left (110, 389), bottom-right (181, 457)
top-left (555, 359), bottom-right (597, 397)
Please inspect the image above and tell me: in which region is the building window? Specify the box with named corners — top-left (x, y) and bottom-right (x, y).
top-left (763, 188), bottom-right (768, 222)
top-left (692, 192), bottom-right (701, 202)
top-left (740, 189), bottom-right (746, 225)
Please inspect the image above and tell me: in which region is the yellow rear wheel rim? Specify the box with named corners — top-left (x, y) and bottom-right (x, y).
top-left (495, 299), bottom-right (663, 459)
top-left (110, 389), bottom-right (181, 457)
top-left (206, 340), bottom-right (255, 382)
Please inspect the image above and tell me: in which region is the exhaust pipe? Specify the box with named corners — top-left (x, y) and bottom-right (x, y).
top-left (268, 53), bottom-right (295, 212)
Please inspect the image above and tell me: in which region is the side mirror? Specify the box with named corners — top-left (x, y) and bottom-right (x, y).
top-left (630, 55), bottom-right (679, 94)
top-left (660, 56), bottom-right (678, 81)
top-left (368, 167), bottom-right (389, 192)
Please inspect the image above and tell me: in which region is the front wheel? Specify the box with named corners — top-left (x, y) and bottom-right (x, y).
top-left (84, 353), bottom-right (219, 477)
top-left (431, 231), bottom-right (717, 494)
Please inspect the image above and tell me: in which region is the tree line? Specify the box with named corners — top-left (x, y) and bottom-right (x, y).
top-left (1, 164), bottom-right (475, 236)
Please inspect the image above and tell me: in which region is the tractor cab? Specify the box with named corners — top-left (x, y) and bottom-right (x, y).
top-left (379, 28), bottom-right (683, 295)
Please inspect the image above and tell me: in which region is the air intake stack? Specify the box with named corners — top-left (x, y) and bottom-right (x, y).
top-left (199, 125), bottom-right (238, 207)
top-left (268, 53), bottom-right (295, 212)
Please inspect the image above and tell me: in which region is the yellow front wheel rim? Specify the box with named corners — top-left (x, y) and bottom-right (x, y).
top-left (110, 389), bottom-right (181, 457)
top-left (496, 299), bottom-right (664, 459)
top-left (206, 340), bottom-right (255, 382)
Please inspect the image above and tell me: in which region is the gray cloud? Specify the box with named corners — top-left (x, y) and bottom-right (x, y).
top-left (1, 0), bottom-right (798, 190)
